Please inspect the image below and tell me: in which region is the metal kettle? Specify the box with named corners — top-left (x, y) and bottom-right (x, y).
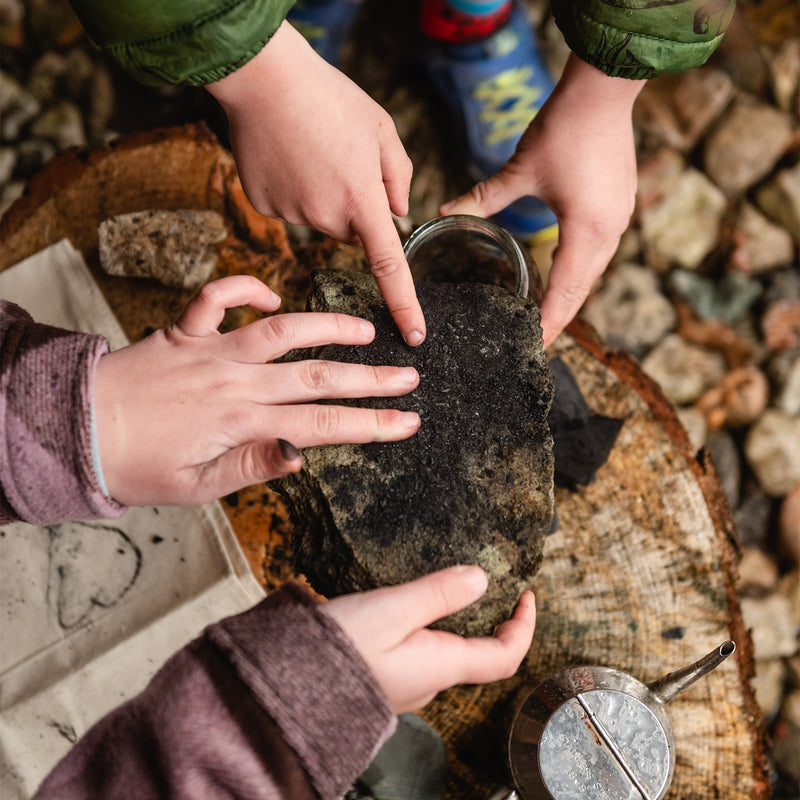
top-left (494, 641), bottom-right (736, 800)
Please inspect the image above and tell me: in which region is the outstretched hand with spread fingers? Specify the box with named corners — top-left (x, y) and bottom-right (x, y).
top-left (440, 53), bottom-right (646, 347)
top-left (94, 275), bottom-right (420, 507)
top-left (324, 565), bottom-right (536, 714)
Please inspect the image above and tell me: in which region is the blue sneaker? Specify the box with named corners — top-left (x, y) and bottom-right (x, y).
top-left (422, 1), bottom-right (559, 242)
top-left (287, 0), bottom-right (364, 66)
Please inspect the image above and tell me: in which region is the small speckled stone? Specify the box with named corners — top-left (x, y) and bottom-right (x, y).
top-left (274, 270), bottom-right (554, 636)
top-left (98, 209), bottom-right (228, 289)
top-left (745, 410), bottom-right (800, 496)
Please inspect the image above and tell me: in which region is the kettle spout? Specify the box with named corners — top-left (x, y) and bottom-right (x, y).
top-left (648, 641), bottom-right (736, 704)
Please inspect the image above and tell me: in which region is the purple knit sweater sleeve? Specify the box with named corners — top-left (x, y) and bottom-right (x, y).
top-left (34, 583), bottom-right (397, 800)
top-left (0, 300), bottom-right (125, 524)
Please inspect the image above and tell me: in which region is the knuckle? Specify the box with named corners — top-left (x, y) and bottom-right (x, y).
top-left (301, 360), bottom-right (334, 391)
top-left (312, 405), bottom-right (342, 437)
top-left (397, 152), bottom-right (413, 182)
top-left (369, 364), bottom-right (387, 387)
top-left (194, 280), bottom-right (225, 309)
top-left (470, 181), bottom-right (492, 207)
top-left (552, 279), bottom-right (593, 309)
top-left (261, 314), bottom-right (297, 348)
top-left (370, 253), bottom-right (401, 279)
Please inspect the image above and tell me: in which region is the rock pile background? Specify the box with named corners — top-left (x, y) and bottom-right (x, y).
top-left (1, 0), bottom-right (797, 794)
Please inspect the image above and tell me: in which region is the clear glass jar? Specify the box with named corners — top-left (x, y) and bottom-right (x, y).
top-left (402, 215), bottom-right (543, 303)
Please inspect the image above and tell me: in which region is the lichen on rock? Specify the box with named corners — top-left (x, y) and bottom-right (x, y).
top-left (274, 269), bottom-right (554, 636)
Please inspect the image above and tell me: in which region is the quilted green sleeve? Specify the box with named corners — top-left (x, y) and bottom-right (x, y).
top-left (69, 0), bottom-right (297, 86)
top-left (552, 0), bottom-right (736, 80)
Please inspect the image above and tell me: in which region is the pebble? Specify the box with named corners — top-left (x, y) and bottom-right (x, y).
top-left (771, 718), bottom-right (800, 789)
top-left (756, 162), bottom-right (800, 244)
top-left (581, 263), bottom-right (676, 356)
top-left (27, 51), bottom-right (68, 104)
top-left (0, 180), bottom-right (24, 214)
top-left (773, 353), bottom-right (800, 415)
top-left (62, 46), bottom-right (96, 99)
top-left (745, 410), bottom-right (800, 496)
top-left (670, 269), bottom-right (763, 323)
top-left (676, 406), bottom-right (707, 451)
top-left (781, 689), bottom-right (800, 729)
top-left (15, 136), bottom-right (57, 176)
top-left (740, 594), bottom-right (797, 659)
top-left (632, 66), bottom-right (735, 153)
top-left (703, 96), bottom-right (795, 196)
top-left (733, 490), bottom-right (773, 549)
top-left (675, 301), bottom-right (755, 367)
top-left (731, 202), bottom-right (796, 274)
top-left (695, 365), bottom-right (770, 429)
top-left (763, 268), bottom-right (800, 305)
top-left (779, 483), bottom-right (800, 565)
top-left (642, 333), bottom-right (726, 405)
top-left (639, 167), bottom-right (727, 270)
top-left (29, 99), bottom-right (86, 149)
top-left (0, 70), bottom-right (40, 140)
top-left (636, 147), bottom-right (685, 212)
top-left (761, 299), bottom-right (800, 351)
top-left (738, 545), bottom-right (780, 595)
top-left (766, 37), bottom-right (800, 115)
top-left (778, 570), bottom-right (800, 628)
top-left (750, 658), bottom-right (788, 718)
top-left (0, 145), bottom-right (16, 184)
top-left (707, 429), bottom-right (741, 510)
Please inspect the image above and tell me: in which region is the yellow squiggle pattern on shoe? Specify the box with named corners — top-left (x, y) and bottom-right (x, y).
top-left (473, 66), bottom-right (543, 145)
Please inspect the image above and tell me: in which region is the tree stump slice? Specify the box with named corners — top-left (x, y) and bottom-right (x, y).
top-left (0, 127), bottom-right (768, 800)
top-left (417, 321), bottom-right (768, 799)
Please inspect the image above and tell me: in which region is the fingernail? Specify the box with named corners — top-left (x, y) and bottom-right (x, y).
top-left (278, 439), bottom-right (301, 462)
top-left (452, 565), bottom-right (488, 598)
top-left (359, 319), bottom-right (375, 339)
top-left (401, 411), bottom-right (420, 429)
top-left (400, 367), bottom-right (418, 384)
top-left (405, 329), bottom-right (424, 346)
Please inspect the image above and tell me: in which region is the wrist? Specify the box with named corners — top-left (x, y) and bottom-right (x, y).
top-left (556, 52), bottom-right (646, 114)
top-left (93, 351), bottom-right (128, 503)
top-left (206, 21), bottom-right (303, 109)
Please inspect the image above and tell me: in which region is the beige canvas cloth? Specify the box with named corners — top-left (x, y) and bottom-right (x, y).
top-left (0, 240), bottom-right (264, 798)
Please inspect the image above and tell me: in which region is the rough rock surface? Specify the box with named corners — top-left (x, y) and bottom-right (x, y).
top-left (98, 208), bottom-right (227, 289)
top-left (275, 269), bottom-right (554, 636)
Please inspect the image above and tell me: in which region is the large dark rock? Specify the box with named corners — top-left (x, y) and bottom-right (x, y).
top-left (274, 270), bottom-right (554, 636)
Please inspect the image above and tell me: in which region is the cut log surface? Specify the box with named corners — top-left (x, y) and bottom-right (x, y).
top-left (0, 127), bottom-right (768, 800)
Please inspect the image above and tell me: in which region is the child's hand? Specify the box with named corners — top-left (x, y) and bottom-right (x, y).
top-left (94, 275), bottom-right (420, 507)
top-left (323, 566), bottom-right (536, 714)
top-left (440, 53), bottom-right (647, 348)
top-left (206, 22), bottom-right (426, 348)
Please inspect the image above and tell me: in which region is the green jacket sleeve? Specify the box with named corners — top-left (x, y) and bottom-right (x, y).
top-left (68, 0), bottom-right (297, 86)
top-left (552, 0), bottom-right (736, 80)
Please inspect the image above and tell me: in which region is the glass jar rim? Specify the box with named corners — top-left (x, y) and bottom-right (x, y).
top-left (402, 215), bottom-right (540, 301)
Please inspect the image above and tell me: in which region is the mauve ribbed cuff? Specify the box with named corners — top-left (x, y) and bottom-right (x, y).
top-left (0, 305), bottom-right (126, 524)
top-left (207, 584), bottom-right (396, 799)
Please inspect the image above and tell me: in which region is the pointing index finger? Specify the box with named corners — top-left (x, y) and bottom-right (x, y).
top-left (352, 207), bottom-right (426, 346)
